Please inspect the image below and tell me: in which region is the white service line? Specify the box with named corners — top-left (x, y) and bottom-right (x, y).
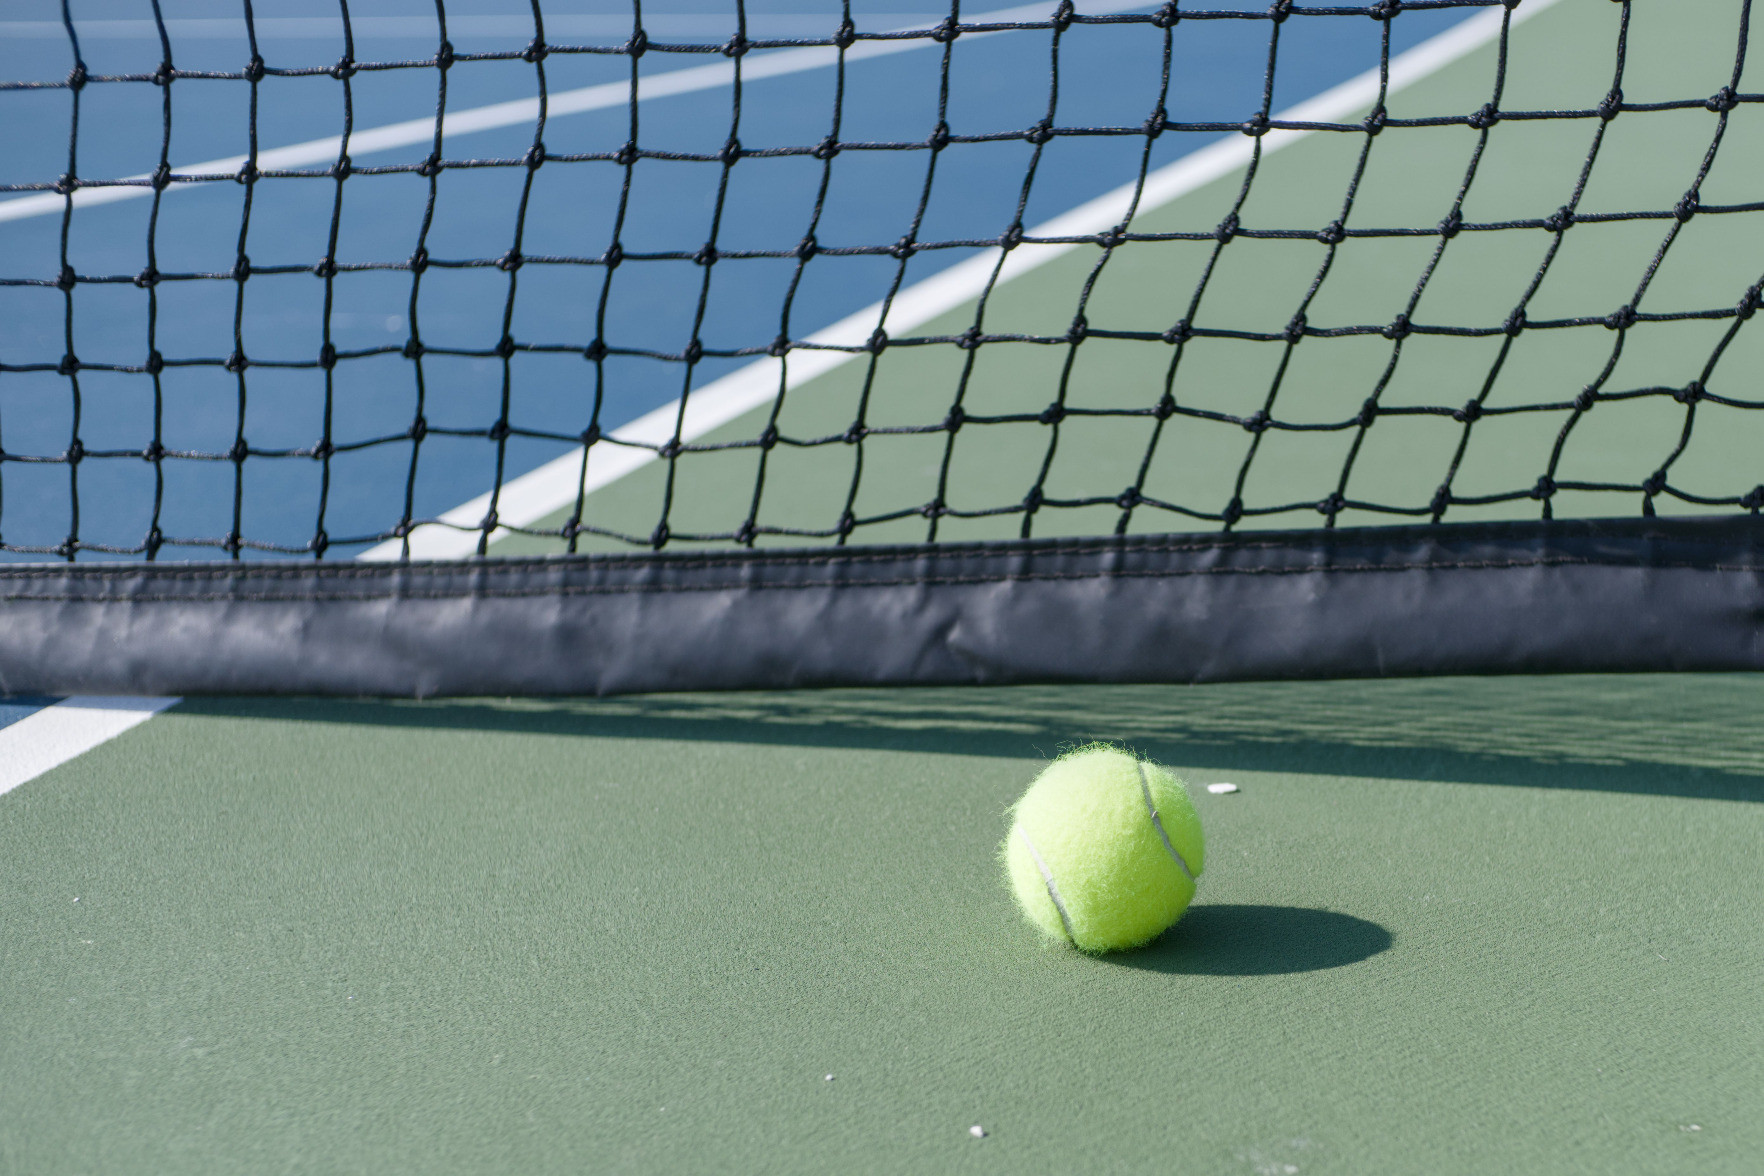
top-left (0, 1), bottom-right (1140, 226)
top-left (366, 0), bottom-right (1560, 561)
top-left (0, 696), bottom-right (180, 798)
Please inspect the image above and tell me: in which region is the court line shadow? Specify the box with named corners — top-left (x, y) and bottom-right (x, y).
top-left (1111, 905), bottom-right (1392, 976)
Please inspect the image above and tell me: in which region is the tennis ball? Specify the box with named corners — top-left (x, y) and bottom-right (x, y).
top-left (1002, 744), bottom-right (1204, 953)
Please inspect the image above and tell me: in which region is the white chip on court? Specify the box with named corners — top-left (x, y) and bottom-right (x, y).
top-left (1206, 783), bottom-right (1240, 795)
top-left (969, 1125), bottom-right (986, 1139)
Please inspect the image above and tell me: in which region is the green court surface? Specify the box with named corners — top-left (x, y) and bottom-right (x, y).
top-left (3, 674), bottom-right (1761, 1173)
top-left (495, 0), bottom-right (1764, 557)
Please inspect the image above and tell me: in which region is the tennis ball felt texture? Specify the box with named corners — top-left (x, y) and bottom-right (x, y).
top-left (1002, 745), bottom-right (1204, 953)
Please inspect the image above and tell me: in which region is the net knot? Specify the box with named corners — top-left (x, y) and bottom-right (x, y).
top-left (1316, 220), bottom-right (1346, 246)
top-left (999, 223), bottom-right (1024, 251)
top-left (957, 325), bottom-right (983, 351)
top-left (1039, 402), bottom-right (1066, 425)
top-left (152, 61), bottom-right (175, 88)
top-left (1466, 103), bottom-right (1500, 130)
top-left (927, 122), bottom-right (952, 151)
top-left (1503, 308), bottom-right (1527, 336)
top-left (496, 335), bottom-right (518, 359)
top-left (228, 438), bottom-right (250, 464)
top-left (144, 350), bottom-right (164, 375)
top-left (1317, 492), bottom-right (1345, 517)
top-left (1598, 87), bottom-right (1623, 121)
top-left (625, 29), bottom-right (649, 58)
top-left (330, 154), bottom-right (354, 180)
top-left (1024, 121), bottom-right (1054, 146)
top-left (1143, 108), bottom-right (1168, 138)
top-left (602, 241), bottom-right (625, 269)
top-left (890, 235), bottom-right (918, 259)
top-left (768, 333), bottom-right (793, 358)
top-left (436, 41), bottom-right (456, 70)
top-left (943, 405), bottom-right (967, 431)
top-left (614, 141), bottom-right (640, 167)
top-left (1739, 284), bottom-right (1763, 320)
top-left (1674, 191), bottom-right (1700, 222)
top-left (720, 34), bottom-right (749, 59)
top-left (813, 135), bottom-right (840, 160)
top-left (142, 440), bottom-right (165, 462)
top-left (310, 439), bottom-right (335, 461)
top-left (1674, 381), bottom-right (1703, 405)
top-left (1162, 320), bottom-right (1193, 345)
top-left (1742, 485), bottom-right (1764, 511)
top-left (1454, 399), bottom-right (1483, 424)
top-left (1706, 86), bottom-right (1739, 114)
top-left (523, 143), bottom-right (546, 170)
top-left (844, 423), bottom-right (868, 444)
top-left (313, 256), bottom-right (338, 278)
top-left (151, 162), bottom-right (173, 191)
top-left (58, 353), bottom-right (79, 376)
top-left (1066, 316), bottom-right (1089, 344)
top-left (1574, 387), bottom-right (1599, 412)
top-left (522, 38), bottom-right (549, 64)
top-left (1269, 0), bottom-right (1294, 25)
top-left (1642, 471), bottom-right (1667, 496)
top-left (833, 20), bottom-right (858, 50)
top-left (1240, 112), bottom-right (1271, 137)
top-left (1382, 313), bottom-right (1411, 340)
top-left (1222, 496), bottom-right (1245, 526)
top-left (578, 422), bottom-right (601, 446)
top-left (758, 424), bottom-right (781, 450)
top-left (1604, 304), bottom-right (1637, 331)
top-left (234, 159), bottom-right (258, 186)
top-left (1356, 398), bottom-right (1379, 428)
top-left (1151, 2), bottom-right (1181, 28)
top-left (1022, 485), bottom-right (1045, 512)
top-left (718, 137), bottom-right (743, 165)
top-left (682, 339), bottom-right (704, 363)
top-left (867, 328), bottom-right (889, 353)
top-left (1153, 393), bottom-right (1177, 420)
top-left (1362, 105), bottom-right (1388, 134)
top-left (498, 249), bottom-right (524, 271)
top-left (54, 173), bottom-right (77, 196)
top-left (1543, 205), bottom-right (1574, 233)
top-left (734, 520), bottom-right (758, 545)
top-left (932, 16), bottom-right (960, 43)
top-left (317, 342), bottom-right (338, 370)
top-left (1243, 409), bottom-right (1270, 434)
top-left (402, 337), bottom-right (425, 359)
top-left (1116, 486), bottom-right (1141, 510)
top-left (1531, 475), bottom-right (1556, 499)
top-left (1369, 0), bottom-right (1402, 21)
top-left (408, 416), bottom-right (428, 442)
top-left (582, 338), bottom-right (607, 361)
top-left (66, 64), bottom-right (88, 92)
top-left (55, 264), bottom-right (77, 292)
top-left (408, 246), bottom-right (430, 273)
top-left (1435, 209), bottom-right (1463, 239)
top-left (1429, 485), bottom-right (1452, 516)
top-left (1052, 1), bottom-right (1078, 31)
top-left (330, 57), bottom-right (356, 81)
top-left (1214, 213), bottom-right (1239, 242)
top-left (243, 56), bottom-right (266, 83)
top-left (1284, 312), bottom-right (1308, 342)
top-left (310, 530), bottom-right (330, 557)
top-left (487, 420), bottom-right (512, 443)
top-left (226, 350), bottom-right (249, 373)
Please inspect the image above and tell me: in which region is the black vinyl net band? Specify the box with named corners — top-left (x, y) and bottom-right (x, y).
top-left (1, 0), bottom-right (1761, 563)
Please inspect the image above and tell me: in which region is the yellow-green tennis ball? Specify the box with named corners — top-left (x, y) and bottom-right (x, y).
top-left (1002, 744), bottom-right (1204, 953)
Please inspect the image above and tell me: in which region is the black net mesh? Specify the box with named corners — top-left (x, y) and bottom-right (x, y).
top-left (1, 0), bottom-right (1761, 562)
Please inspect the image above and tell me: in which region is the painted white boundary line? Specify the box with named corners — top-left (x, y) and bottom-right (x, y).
top-left (0, 2), bottom-right (1134, 226)
top-left (0, 696), bottom-right (180, 798)
top-left (367, 0), bottom-right (1559, 561)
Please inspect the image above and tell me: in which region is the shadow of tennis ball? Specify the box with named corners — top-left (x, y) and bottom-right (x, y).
top-left (1112, 905), bottom-right (1392, 975)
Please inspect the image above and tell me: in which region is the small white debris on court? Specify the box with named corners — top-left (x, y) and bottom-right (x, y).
top-left (1206, 782), bottom-right (1240, 795)
top-left (969, 1125), bottom-right (986, 1139)
top-left (824, 1074), bottom-right (834, 1081)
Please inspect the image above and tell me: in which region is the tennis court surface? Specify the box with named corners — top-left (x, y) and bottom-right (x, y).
top-left (4, 1), bottom-right (1764, 1171)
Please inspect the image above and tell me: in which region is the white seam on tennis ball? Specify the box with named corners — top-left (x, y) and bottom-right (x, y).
top-left (1016, 825), bottom-right (1076, 944)
top-left (1135, 760), bottom-right (1196, 882)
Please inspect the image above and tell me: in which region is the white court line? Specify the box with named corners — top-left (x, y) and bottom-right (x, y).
top-left (0, 696), bottom-right (180, 798)
top-left (0, 2), bottom-right (1141, 226)
top-left (366, 0), bottom-right (1561, 561)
